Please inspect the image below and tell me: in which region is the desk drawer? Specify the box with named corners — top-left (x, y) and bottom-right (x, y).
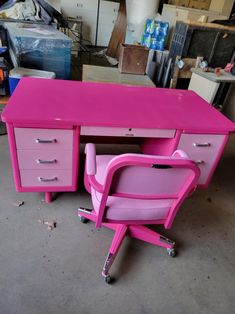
top-left (177, 133), bottom-right (226, 185)
top-left (15, 128), bottom-right (73, 150)
top-left (100, 0), bottom-right (119, 14)
top-left (20, 169), bottom-right (72, 187)
top-left (76, 0), bottom-right (98, 10)
top-left (81, 126), bottom-right (175, 138)
top-left (17, 150), bottom-right (72, 170)
top-left (98, 13), bottom-right (118, 25)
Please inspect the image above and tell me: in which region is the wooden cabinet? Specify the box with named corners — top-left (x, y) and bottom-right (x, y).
top-left (61, 0), bottom-right (119, 46)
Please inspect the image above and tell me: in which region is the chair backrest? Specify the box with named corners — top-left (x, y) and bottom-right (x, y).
top-left (85, 144), bottom-right (201, 228)
top-left (106, 154), bottom-right (200, 200)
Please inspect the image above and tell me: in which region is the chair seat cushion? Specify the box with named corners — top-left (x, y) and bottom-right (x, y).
top-left (91, 188), bottom-right (174, 221)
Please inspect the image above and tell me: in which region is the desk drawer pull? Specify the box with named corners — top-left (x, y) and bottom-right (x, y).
top-left (35, 138), bottom-right (57, 144)
top-left (193, 142), bottom-right (211, 147)
top-left (38, 176), bottom-right (58, 182)
top-left (36, 159), bottom-right (57, 164)
top-left (196, 160), bottom-right (205, 165)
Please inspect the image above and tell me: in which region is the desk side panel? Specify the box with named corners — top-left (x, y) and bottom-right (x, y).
top-left (72, 126), bottom-right (80, 191)
top-left (6, 123), bottom-right (22, 192)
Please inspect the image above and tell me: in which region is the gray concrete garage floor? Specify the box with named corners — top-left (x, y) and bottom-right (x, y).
top-left (0, 133), bottom-right (235, 314)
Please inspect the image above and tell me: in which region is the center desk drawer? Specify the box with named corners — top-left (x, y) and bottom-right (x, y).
top-left (81, 126), bottom-right (175, 138)
top-left (14, 128), bottom-right (73, 150)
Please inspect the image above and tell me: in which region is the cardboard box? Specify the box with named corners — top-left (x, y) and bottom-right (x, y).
top-left (168, 0), bottom-right (190, 7)
top-left (189, 0), bottom-right (211, 10)
top-left (209, 0), bottom-right (234, 16)
top-left (119, 44), bottom-right (149, 75)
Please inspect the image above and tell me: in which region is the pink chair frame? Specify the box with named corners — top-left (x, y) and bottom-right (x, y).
top-left (78, 144), bottom-right (200, 283)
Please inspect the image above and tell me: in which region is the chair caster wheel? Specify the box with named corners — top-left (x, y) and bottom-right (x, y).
top-left (104, 275), bottom-right (112, 284)
top-left (167, 248), bottom-right (176, 257)
top-left (79, 215), bottom-right (89, 223)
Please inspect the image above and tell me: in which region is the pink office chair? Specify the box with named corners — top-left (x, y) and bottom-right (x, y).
top-left (78, 144), bottom-right (200, 283)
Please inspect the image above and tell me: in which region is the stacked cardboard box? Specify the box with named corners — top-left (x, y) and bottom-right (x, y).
top-left (189, 0), bottom-right (211, 10)
top-left (168, 0), bottom-right (234, 15)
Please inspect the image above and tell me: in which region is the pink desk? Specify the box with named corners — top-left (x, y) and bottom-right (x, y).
top-left (2, 77), bottom-right (235, 202)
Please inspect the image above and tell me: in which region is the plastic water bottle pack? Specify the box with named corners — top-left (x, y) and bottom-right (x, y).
top-left (141, 19), bottom-right (169, 51)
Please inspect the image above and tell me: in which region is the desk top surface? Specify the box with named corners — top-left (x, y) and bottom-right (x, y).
top-left (82, 65), bottom-right (155, 87)
top-left (3, 77), bottom-right (235, 133)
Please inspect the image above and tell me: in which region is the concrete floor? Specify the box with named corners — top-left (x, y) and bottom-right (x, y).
top-left (0, 132), bottom-right (235, 314)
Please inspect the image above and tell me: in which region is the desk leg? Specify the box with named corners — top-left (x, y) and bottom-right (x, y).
top-left (45, 192), bottom-right (52, 203)
top-left (141, 133), bottom-right (181, 156)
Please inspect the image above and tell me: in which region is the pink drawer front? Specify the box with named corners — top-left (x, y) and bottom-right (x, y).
top-left (17, 150), bottom-right (72, 170)
top-left (15, 128), bottom-right (73, 150)
top-left (80, 126), bottom-right (175, 138)
top-left (177, 134), bottom-right (226, 185)
top-left (20, 169), bottom-right (72, 187)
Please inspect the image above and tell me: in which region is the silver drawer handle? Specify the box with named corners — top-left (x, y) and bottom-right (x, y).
top-left (35, 138), bottom-right (57, 144)
top-left (36, 159), bottom-right (57, 164)
top-left (196, 160), bottom-right (205, 165)
top-left (38, 177), bottom-right (58, 182)
top-left (193, 142), bottom-right (211, 147)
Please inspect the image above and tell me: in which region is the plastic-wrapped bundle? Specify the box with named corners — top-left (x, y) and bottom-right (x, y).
top-left (5, 22), bottom-right (72, 79)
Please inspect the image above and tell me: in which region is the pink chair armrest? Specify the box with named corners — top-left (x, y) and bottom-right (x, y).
top-left (85, 144), bottom-right (104, 193)
top-left (172, 149), bottom-right (190, 159)
top-left (85, 143), bottom-right (97, 175)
